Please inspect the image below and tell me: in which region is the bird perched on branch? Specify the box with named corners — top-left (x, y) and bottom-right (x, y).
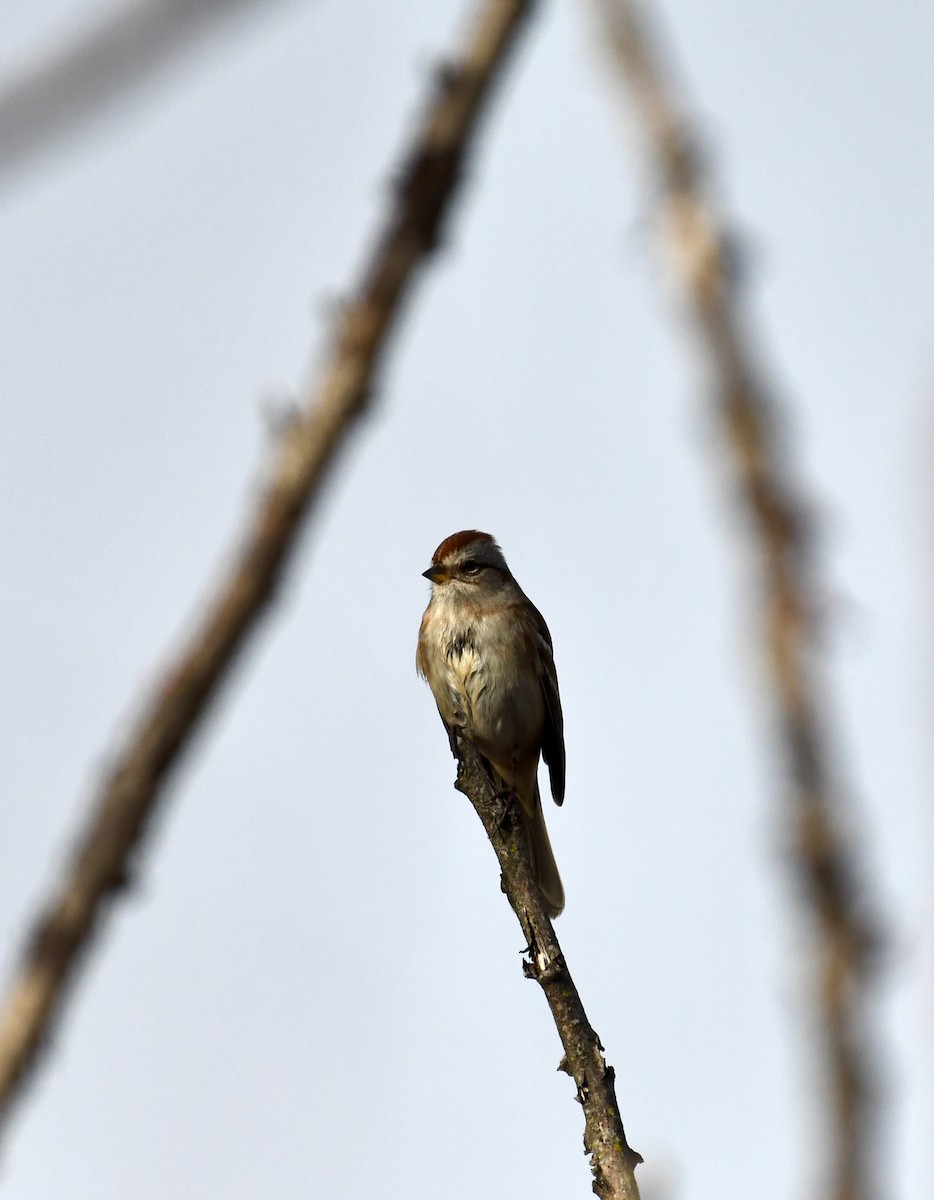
top-left (417, 531), bottom-right (566, 917)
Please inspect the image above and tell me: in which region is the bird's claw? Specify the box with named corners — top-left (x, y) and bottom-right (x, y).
top-left (493, 787), bottom-right (519, 829)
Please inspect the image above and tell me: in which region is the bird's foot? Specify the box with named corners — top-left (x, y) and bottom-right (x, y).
top-left (493, 787), bottom-right (519, 829)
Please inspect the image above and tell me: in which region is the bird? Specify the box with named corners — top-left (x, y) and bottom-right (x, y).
top-left (417, 530), bottom-right (565, 917)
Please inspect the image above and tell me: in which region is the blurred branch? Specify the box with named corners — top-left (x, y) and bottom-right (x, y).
top-left (591, 3), bottom-right (882, 1199)
top-left (0, 0), bottom-right (293, 188)
top-left (0, 0), bottom-right (538, 1136)
top-left (454, 741), bottom-right (642, 1200)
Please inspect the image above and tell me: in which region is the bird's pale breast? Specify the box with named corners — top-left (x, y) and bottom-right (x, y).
top-left (422, 601), bottom-right (545, 767)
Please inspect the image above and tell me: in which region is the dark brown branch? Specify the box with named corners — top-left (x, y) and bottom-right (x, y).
top-left (592, 4), bottom-right (882, 1199)
top-left (455, 741), bottom-right (642, 1200)
top-left (0, 0), bottom-right (538, 1135)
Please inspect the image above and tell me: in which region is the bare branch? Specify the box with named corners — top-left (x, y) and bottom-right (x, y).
top-left (0, 0), bottom-right (538, 1136)
top-left (454, 742), bottom-right (642, 1200)
top-left (0, 0), bottom-right (295, 188)
top-left (591, 3), bottom-right (882, 1198)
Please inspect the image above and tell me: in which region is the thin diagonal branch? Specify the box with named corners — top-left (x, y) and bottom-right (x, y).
top-left (0, 0), bottom-right (538, 1135)
top-left (591, 3), bottom-right (882, 1199)
top-left (454, 742), bottom-right (642, 1200)
top-left (0, 0), bottom-right (292, 188)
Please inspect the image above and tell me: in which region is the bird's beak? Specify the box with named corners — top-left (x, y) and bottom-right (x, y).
top-left (422, 564), bottom-right (450, 584)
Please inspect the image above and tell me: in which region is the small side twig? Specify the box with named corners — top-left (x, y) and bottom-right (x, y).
top-left (455, 741), bottom-right (642, 1200)
top-left (592, 4), bottom-right (882, 1200)
top-left (0, 0), bottom-right (539, 1138)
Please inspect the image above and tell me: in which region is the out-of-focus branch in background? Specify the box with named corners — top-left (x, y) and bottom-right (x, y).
top-left (591, 3), bottom-right (882, 1199)
top-left (0, 0), bottom-right (538, 1139)
top-left (0, 0), bottom-right (292, 188)
top-left (455, 741), bottom-right (642, 1200)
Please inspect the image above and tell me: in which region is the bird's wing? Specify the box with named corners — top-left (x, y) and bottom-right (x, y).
top-left (528, 600), bottom-right (565, 806)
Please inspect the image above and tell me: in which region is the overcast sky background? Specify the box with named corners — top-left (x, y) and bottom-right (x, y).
top-left (1, 1), bottom-right (932, 1197)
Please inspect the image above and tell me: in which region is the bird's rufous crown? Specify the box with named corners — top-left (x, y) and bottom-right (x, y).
top-left (430, 530), bottom-right (495, 564)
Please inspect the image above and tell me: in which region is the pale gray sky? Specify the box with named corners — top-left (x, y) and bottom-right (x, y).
top-left (1, 1), bottom-right (931, 1197)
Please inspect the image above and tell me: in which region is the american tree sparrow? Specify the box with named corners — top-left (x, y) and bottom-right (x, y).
top-left (417, 531), bottom-right (565, 917)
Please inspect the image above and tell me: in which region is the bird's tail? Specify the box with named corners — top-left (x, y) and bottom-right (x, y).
top-left (520, 781), bottom-right (565, 918)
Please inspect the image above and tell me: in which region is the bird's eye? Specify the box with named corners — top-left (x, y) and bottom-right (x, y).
top-left (461, 560), bottom-right (481, 575)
